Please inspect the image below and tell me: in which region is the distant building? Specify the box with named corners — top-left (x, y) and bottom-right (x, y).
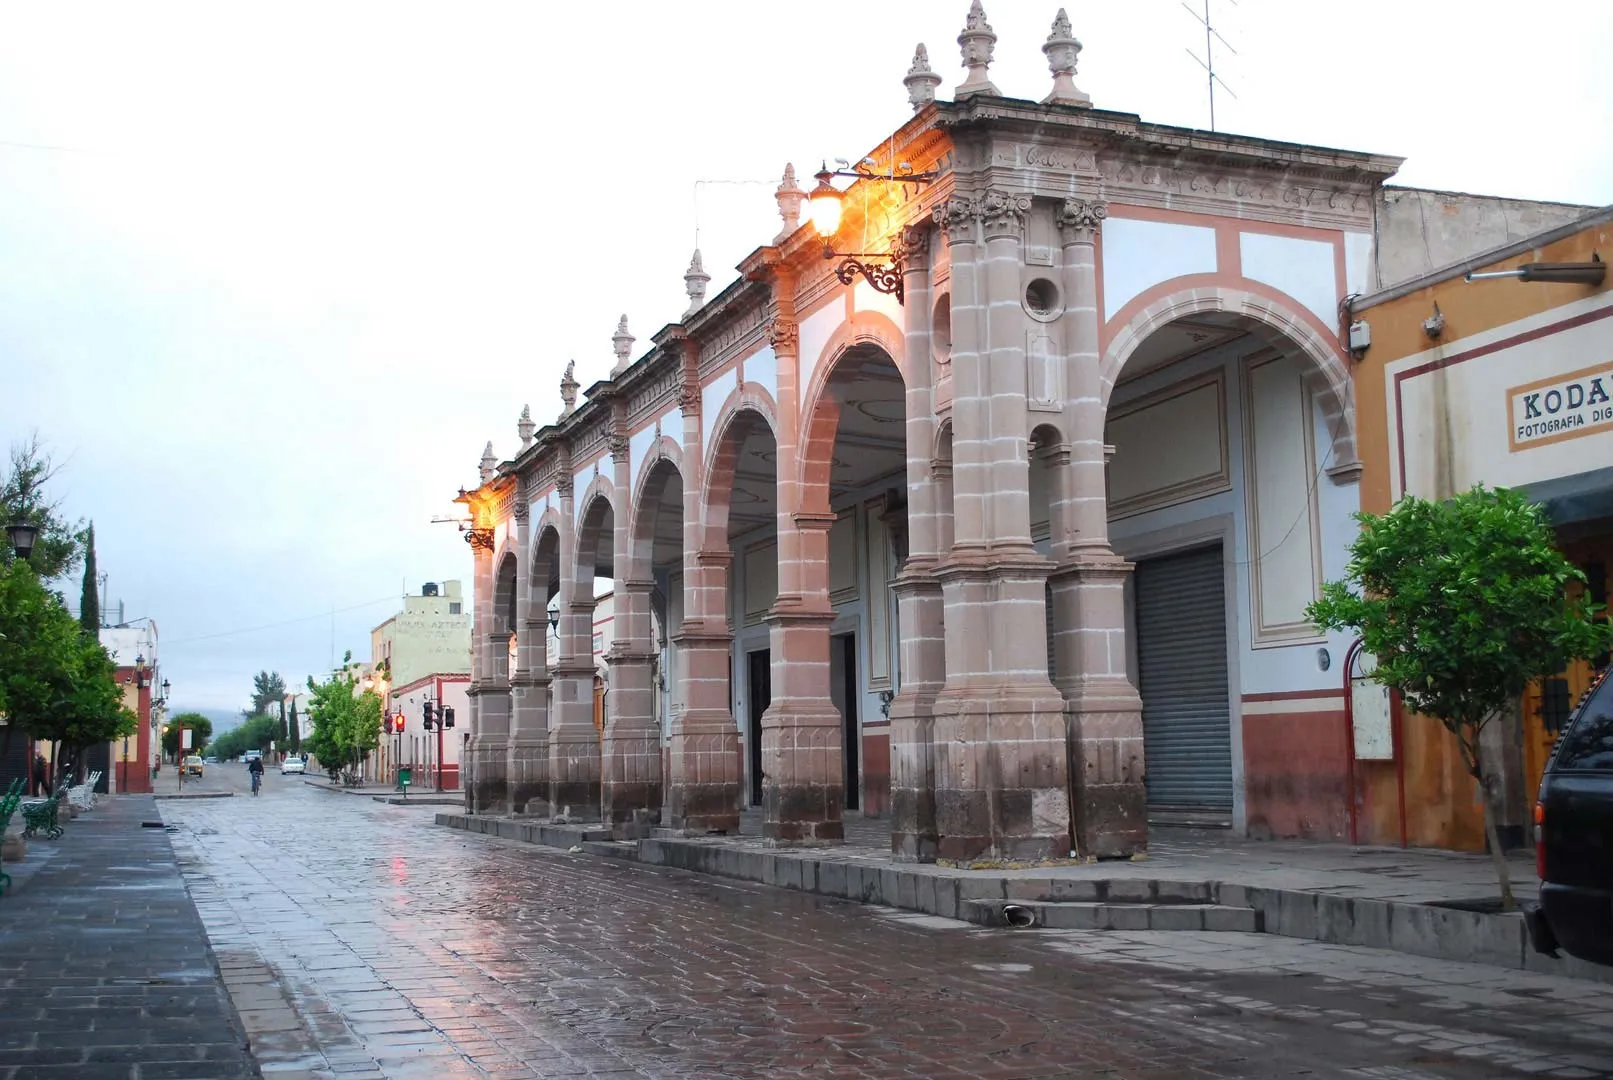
top-left (95, 623), bottom-right (163, 794)
top-left (371, 581), bottom-right (471, 689)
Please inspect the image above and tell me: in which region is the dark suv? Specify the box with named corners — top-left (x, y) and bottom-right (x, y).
top-left (1528, 670), bottom-right (1613, 966)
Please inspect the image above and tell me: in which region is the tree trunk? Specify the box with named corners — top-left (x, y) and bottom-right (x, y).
top-left (1478, 771), bottom-right (1517, 912)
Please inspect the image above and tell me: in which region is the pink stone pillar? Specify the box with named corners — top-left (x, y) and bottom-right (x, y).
top-left (1051, 197), bottom-right (1146, 857)
top-left (548, 476), bottom-right (601, 820)
top-left (890, 222), bottom-right (944, 860)
top-left (668, 350), bottom-right (742, 833)
top-left (508, 500), bottom-right (550, 814)
top-left (481, 628), bottom-right (513, 814)
top-left (930, 190), bottom-right (1070, 863)
top-left (763, 512), bottom-right (843, 844)
top-left (466, 541), bottom-right (507, 814)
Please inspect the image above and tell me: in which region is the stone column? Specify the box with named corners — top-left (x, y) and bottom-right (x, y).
top-left (508, 499), bottom-right (550, 815)
top-left (466, 540), bottom-right (508, 813)
top-left (548, 473), bottom-right (602, 820)
top-left (480, 627), bottom-right (513, 815)
top-left (1050, 196), bottom-right (1146, 858)
top-left (931, 190), bottom-right (1070, 863)
top-left (889, 223), bottom-right (944, 861)
top-left (603, 433), bottom-right (663, 834)
top-left (763, 511), bottom-right (843, 844)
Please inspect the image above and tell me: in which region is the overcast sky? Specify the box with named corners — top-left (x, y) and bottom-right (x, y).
top-left (3, 0), bottom-right (1609, 713)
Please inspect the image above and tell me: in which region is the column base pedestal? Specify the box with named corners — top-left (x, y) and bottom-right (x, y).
top-left (1066, 699), bottom-right (1148, 859)
top-left (667, 714), bottom-right (741, 835)
top-left (602, 725), bottom-right (663, 834)
top-left (548, 727), bottom-right (601, 821)
top-left (763, 707), bottom-right (844, 847)
top-left (888, 694), bottom-right (938, 862)
top-left (932, 686), bottom-right (1070, 863)
top-left (506, 738), bottom-right (550, 817)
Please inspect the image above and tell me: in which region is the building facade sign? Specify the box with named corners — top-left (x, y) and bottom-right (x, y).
top-left (1509, 361), bottom-right (1613, 450)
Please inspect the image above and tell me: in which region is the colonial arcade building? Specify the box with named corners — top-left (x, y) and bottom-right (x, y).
top-left (455, 6), bottom-right (1405, 861)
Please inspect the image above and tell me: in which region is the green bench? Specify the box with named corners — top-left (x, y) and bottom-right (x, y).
top-left (0, 778), bottom-right (24, 895)
top-left (21, 790), bottom-right (63, 841)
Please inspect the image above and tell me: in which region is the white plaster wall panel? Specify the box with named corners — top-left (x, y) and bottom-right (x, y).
top-left (853, 277), bottom-right (903, 330)
top-left (661, 406), bottom-right (683, 446)
top-left (573, 462), bottom-right (594, 507)
top-left (1100, 216), bottom-right (1218, 320)
top-left (1106, 372), bottom-right (1230, 518)
top-left (828, 511), bottom-right (858, 605)
top-left (1312, 391), bottom-right (1363, 669)
top-left (798, 303), bottom-right (842, 418)
top-left (747, 346), bottom-right (778, 402)
top-left (1344, 231), bottom-right (1374, 296)
top-left (1240, 232), bottom-right (1338, 330)
top-left (1388, 293), bottom-right (1613, 501)
top-left (628, 423), bottom-right (655, 493)
top-left (743, 540), bottom-right (778, 626)
top-left (701, 367), bottom-right (738, 451)
top-left (1243, 354), bottom-right (1321, 644)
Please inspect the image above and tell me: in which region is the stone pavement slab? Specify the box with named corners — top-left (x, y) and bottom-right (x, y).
top-left (0, 794), bottom-right (258, 1080)
top-left (437, 809), bottom-right (1606, 983)
top-left (168, 781), bottom-right (1613, 1079)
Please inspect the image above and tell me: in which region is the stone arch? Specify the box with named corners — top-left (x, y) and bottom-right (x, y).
top-left (631, 436), bottom-right (686, 520)
top-left (798, 337), bottom-right (908, 517)
top-left (804, 309), bottom-right (907, 415)
top-left (531, 515), bottom-right (563, 594)
top-left (573, 473), bottom-right (618, 539)
top-left (1101, 282), bottom-right (1358, 469)
top-left (629, 449), bottom-right (685, 582)
top-left (492, 550), bottom-right (518, 636)
top-left (574, 485), bottom-right (617, 583)
top-left (699, 396), bottom-right (780, 554)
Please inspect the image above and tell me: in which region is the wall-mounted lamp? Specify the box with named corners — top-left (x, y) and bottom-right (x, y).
top-left (878, 689), bottom-right (895, 718)
top-left (547, 607), bottom-right (560, 634)
top-left (1466, 254), bottom-right (1604, 285)
top-left (1422, 302), bottom-right (1445, 340)
top-left (809, 159), bottom-right (939, 305)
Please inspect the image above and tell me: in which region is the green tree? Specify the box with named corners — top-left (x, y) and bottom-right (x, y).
top-left (79, 522), bottom-right (99, 633)
top-left (251, 670), bottom-right (287, 716)
top-left (287, 700), bottom-right (301, 752)
top-left (1307, 486), bottom-right (1613, 909)
top-left (1, 433), bottom-right (85, 581)
top-left (305, 653), bottom-right (382, 785)
top-left (162, 713), bottom-right (214, 758)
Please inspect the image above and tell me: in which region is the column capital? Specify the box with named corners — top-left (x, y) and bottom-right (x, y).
top-left (932, 197), bottom-right (975, 245)
top-left (694, 548), bottom-right (734, 569)
top-left (767, 317), bottom-right (799, 355)
top-left (975, 189), bottom-right (1032, 242)
top-left (897, 223), bottom-right (930, 270)
top-left (512, 499), bottom-right (530, 524)
top-left (1056, 197), bottom-right (1108, 245)
top-left (487, 630), bottom-right (514, 645)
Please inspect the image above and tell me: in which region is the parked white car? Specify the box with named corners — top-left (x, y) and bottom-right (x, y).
top-left (280, 756), bottom-right (307, 776)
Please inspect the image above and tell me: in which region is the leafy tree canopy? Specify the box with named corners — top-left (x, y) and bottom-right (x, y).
top-left (1, 433), bottom-right (84, 582)
top-left (163, 712), bottom-right (213, 757)
top-left (250, 670), bottom-right (287, 717)
top-left (305, 652), bottom-right (382, 785)
top-left (1307, 485), bottom-right (1613, 906)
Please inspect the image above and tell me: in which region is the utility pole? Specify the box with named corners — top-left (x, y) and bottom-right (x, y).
top-left (1184, 0), bottom-right (1238, 133)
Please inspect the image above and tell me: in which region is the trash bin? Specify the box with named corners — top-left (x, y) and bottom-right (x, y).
top-left (397, 767), bottom-right (412, 794)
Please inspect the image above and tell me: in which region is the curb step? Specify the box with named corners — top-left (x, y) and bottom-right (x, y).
top-left (964, 899), bottom-right (1263, 933)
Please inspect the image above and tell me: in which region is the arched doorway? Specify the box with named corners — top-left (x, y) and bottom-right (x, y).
top-left (1101, 297), bottom-right (1358, 838)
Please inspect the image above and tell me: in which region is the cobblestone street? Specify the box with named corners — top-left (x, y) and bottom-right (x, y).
top-left (157, 774), bottom-right (1613, 1080)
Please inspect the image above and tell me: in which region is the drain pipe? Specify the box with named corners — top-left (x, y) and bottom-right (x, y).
top-left (1000, 904), bottom-right (1037, 928)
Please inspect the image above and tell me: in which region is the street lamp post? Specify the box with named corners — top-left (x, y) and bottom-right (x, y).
top-left (5, 521), bottom-right (38, 562)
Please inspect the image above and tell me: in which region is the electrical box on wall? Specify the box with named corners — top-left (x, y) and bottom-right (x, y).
top-left (1348, 320), bottom-right (1372, 353)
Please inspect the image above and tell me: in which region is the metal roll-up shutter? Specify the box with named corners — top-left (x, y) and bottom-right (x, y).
top-left (1134, 544), bottom-right (1232, 822)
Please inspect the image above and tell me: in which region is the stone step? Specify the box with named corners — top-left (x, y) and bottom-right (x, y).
top-left (962, 898), bottom-right (1263, 933)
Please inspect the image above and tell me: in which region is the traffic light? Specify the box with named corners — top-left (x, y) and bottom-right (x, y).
top-left (391, 712), bottom-right (405, 734)
top-left (442, 705), bottom-right (455, 728)
top-left (422, 701), bottom-right (435, 730)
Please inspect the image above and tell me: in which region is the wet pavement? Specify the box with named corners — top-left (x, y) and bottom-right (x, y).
top-left (156, 769), bottom-right (1613, 1080)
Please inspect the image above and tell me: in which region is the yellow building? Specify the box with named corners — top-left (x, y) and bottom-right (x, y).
top-left (1347, 205), bottom-right (1612, 850)
top-left (370, 581), bottom-right (471, 690)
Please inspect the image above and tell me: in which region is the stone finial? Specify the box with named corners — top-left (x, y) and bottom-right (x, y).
top-left (775, 164), bottom-right (805, 242)
top-left (683, 249), bottom-right (710, 316)
top-left (517, 404), bottom-right (534, 449)
top-left (611, 315), bottom-right (634, 377)
top-left (956, 1), bottom-right (999, 98)
top-left (904, 44), bottom-right (943, 111)
top-left (479, 440), bottom-right (497, 483)
top-left (558, 360), bottom-right (579, 421)
top-left (1042, 8), bottom-right (1091, 107)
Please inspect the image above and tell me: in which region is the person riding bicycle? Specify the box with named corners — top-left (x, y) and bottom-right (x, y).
top-left (247, 754), bottom-right (264, 794)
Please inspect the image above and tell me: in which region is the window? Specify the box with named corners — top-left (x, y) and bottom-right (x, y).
top-left (449, 602), bottom-right (462, 615)
top-left (1554, 676), bottom-right (1613, 771)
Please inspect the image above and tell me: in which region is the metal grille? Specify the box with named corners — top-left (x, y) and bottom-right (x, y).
top-left (1134, 544), bottom-right (1233, 821)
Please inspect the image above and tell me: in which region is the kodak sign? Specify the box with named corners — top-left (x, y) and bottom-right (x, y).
top-left (1509, 361), bottom-right (1613, 450)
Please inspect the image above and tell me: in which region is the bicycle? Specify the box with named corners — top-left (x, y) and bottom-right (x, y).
top-left (250, 771), bottom-right (261, 796)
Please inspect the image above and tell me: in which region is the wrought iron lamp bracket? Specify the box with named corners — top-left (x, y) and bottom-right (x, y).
top-left (461, 525), bottom-right (495, 552)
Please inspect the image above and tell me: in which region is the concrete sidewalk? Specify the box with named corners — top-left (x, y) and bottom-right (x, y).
top-left (437, 808), bottom-right (1605, 985)
top-left (0, 794), bottom-right (259, 1078)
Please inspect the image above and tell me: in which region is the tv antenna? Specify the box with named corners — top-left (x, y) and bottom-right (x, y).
top-left (1184, 0), bottom-right (1238, 132)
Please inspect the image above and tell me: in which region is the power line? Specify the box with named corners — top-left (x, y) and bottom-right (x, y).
top-left (163, 595), bottom-right (401, 647)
